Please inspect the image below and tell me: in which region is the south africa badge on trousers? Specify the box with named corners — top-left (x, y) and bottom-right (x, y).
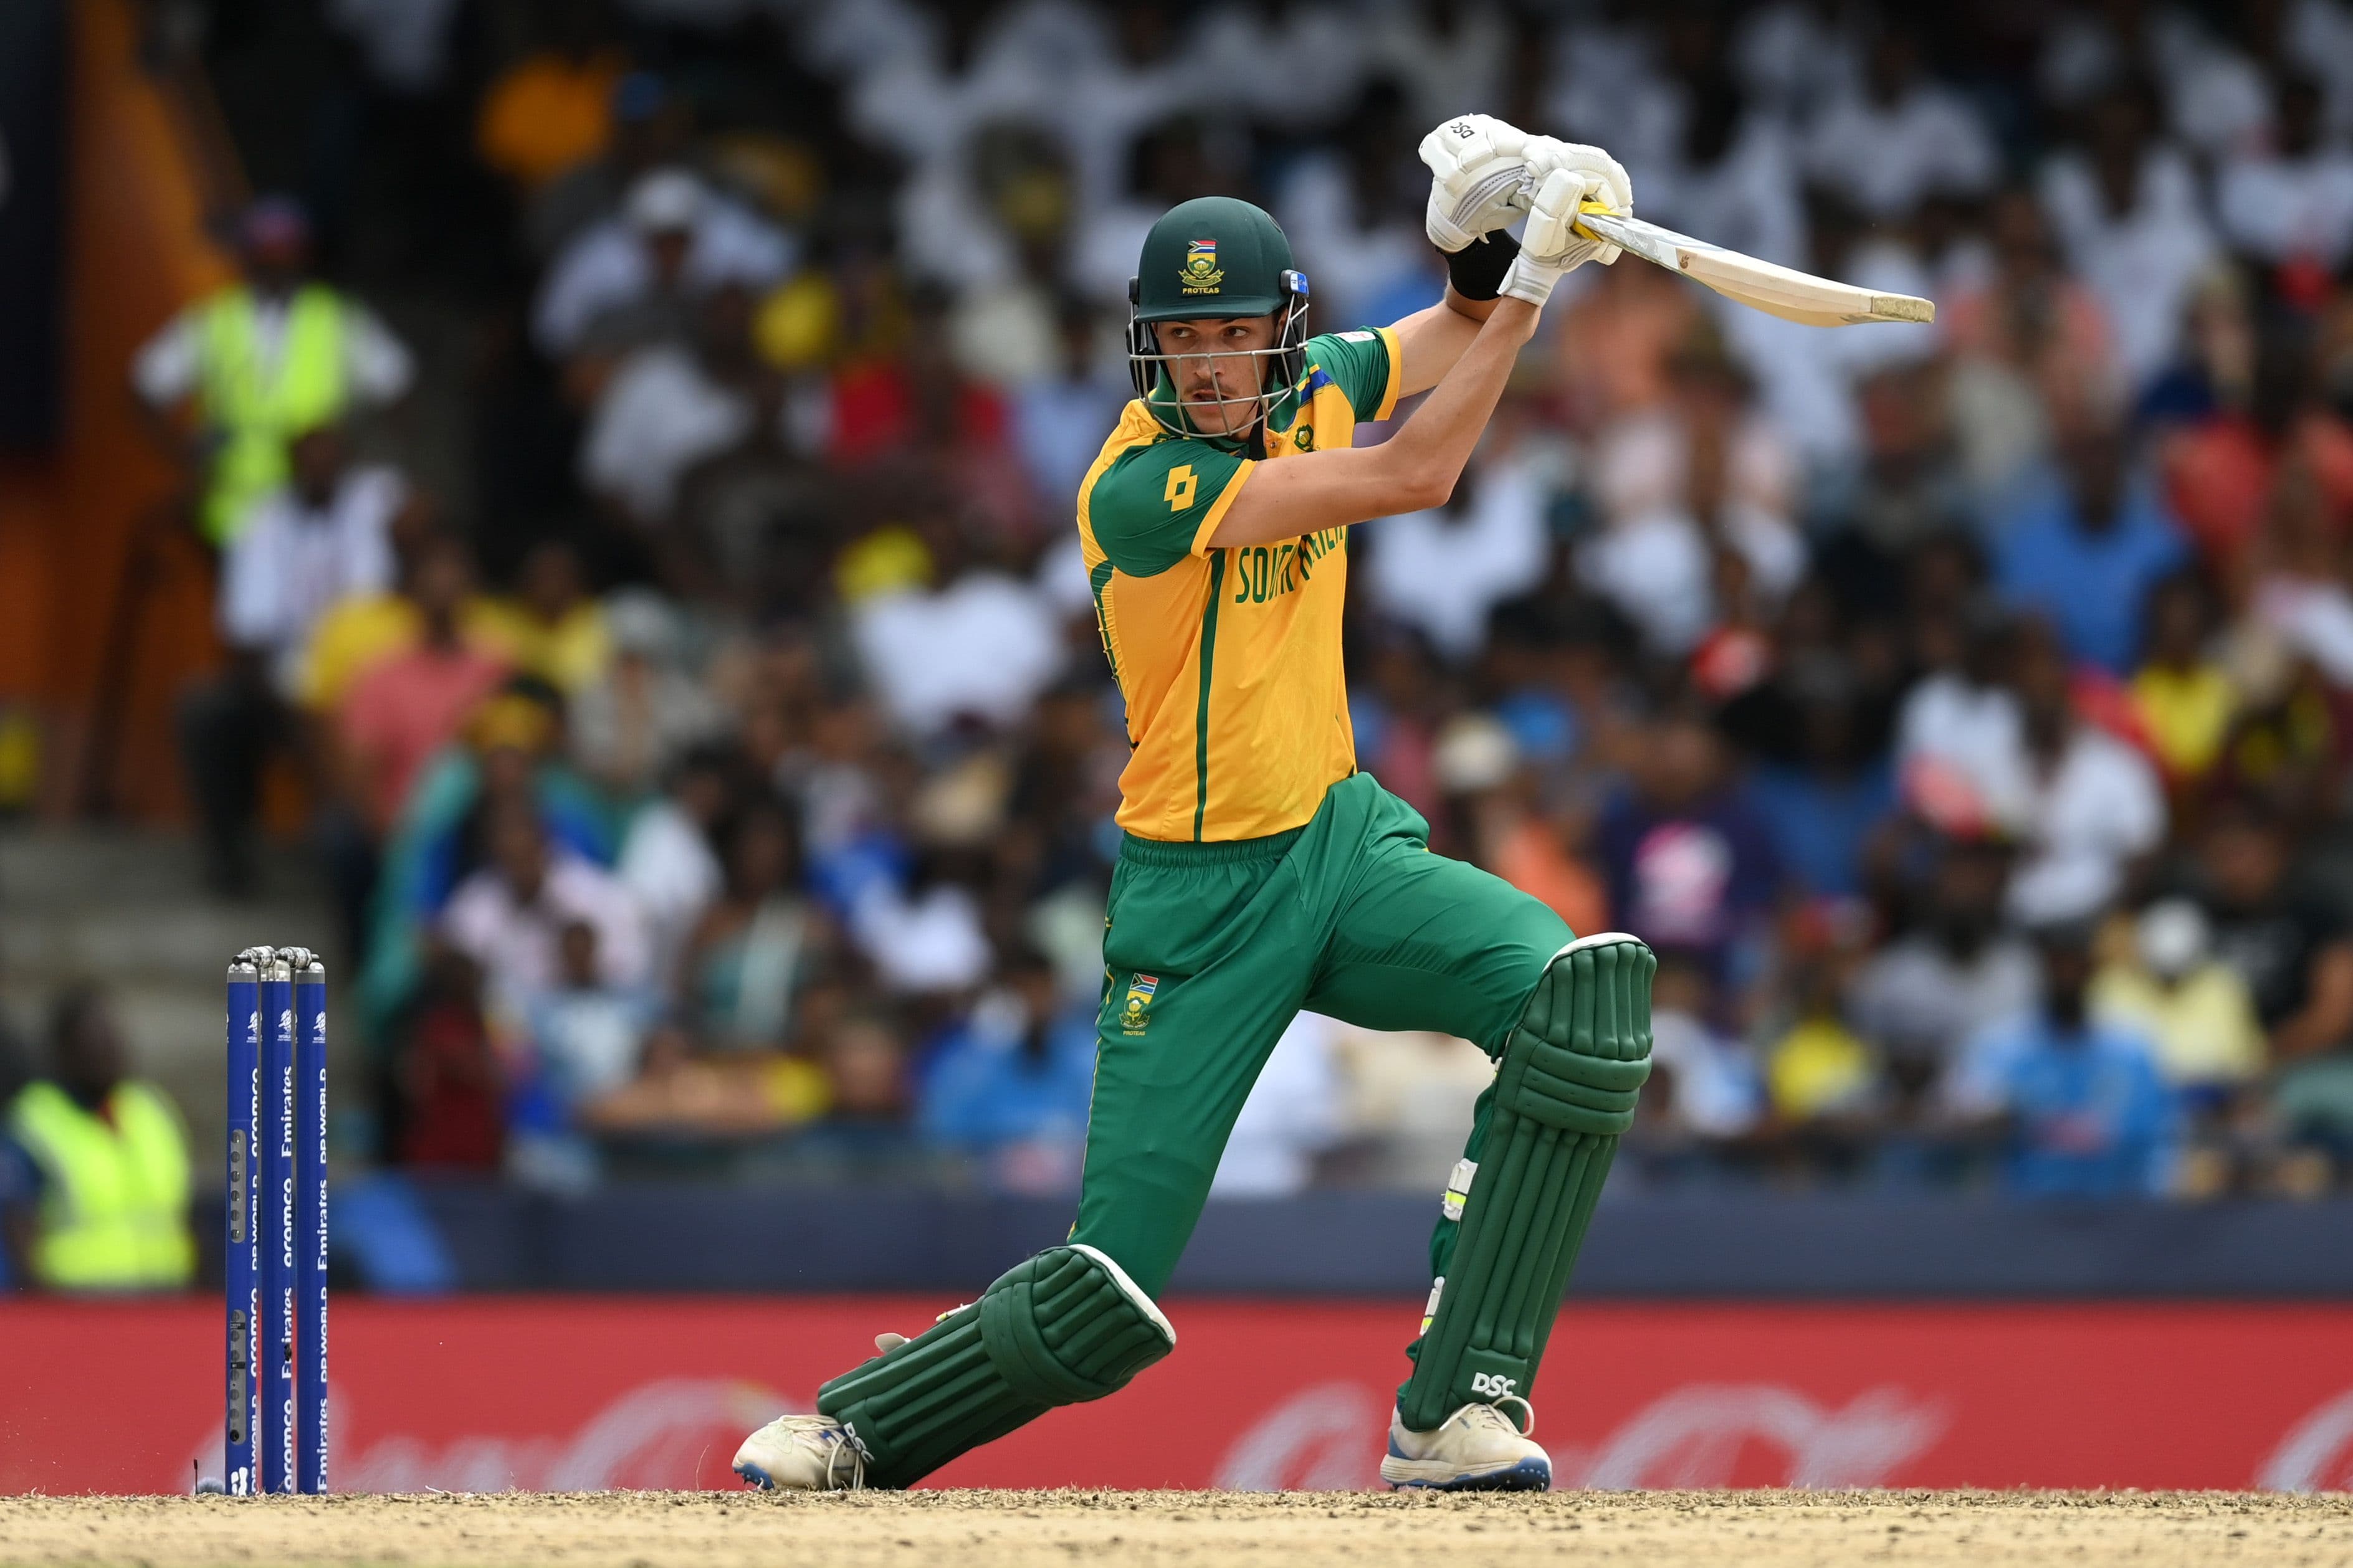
top-left (1120, 974), bottom-right (1159, 1034)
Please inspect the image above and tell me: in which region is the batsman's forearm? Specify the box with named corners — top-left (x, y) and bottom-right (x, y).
top-left (1388, 289), bottom-right (1495, 397)
top-left (1442, 283), bottom-right (1502, 324)
top-left (1377, 298), bottom-right (1538, 508)
top-left (1205, 300), bottom-right (1540, 548)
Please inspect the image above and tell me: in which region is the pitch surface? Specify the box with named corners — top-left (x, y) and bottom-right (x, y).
top-left (4, 1490), bottom-right (2350, 1566)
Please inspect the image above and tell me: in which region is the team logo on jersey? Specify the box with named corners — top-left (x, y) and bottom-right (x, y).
top-left (1180, 239), bottom-right (1223, 293)
top-left (1120, 973), bottom-right (1160, 1033)
top-left (1290, 423), bottom-right (1314, 452)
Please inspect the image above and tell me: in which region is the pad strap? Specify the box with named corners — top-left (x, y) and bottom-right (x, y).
top-left (1441, 1159), bottom-right (1477, 1221)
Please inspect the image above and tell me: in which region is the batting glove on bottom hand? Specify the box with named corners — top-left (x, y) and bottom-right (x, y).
top-left (1524, 138), bottom-right (1632, 260)
top-left (1502, 168), bottom-right (1600, 306)
top-left (1501, 142), bottom-right (1635, 307)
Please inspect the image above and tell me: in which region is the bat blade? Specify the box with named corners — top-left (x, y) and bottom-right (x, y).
top-left (1573, 209), bottom-right (1935, 327)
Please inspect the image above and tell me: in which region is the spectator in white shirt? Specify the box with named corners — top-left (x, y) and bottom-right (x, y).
top-left (1732, 0), bottom-right (1864, 116)
top-left (1190, 0), bottom-right (1367, 130)
top-left (526, 72), bottom-right (694, 265)
top-left (1848, 835), bottom-right (2041, 1093)
top-left (1896, 607), bottom-right (2164, 911)
top-left (1276, 86), bottom-right (1441, 334)
top-left (1545, 7), bottom-right (1667, 171)
top-left (2036, 0), bottom-right (2145, 113)
top-left (860, 2), bottom-right (1160, 291)
top-left (1896, 604), bottom-right (2028, 837)
top-left (892, 115), bottom-right (1069, 303)
top-left (1577, 348), bottom-right (1807, 655)
top-left (1365, 0), bottom-right (1509, 132)
top-left (2284, 0), bottom-right (2353, 138)
top-left (1804, 29), bottom-right (1997, 221)
top-left (2036, 1), bottom-right (2263, 158)
top-left (1211, 1011), bottom-right (1346, 1197)
top-left (2220, 75), bottom-right (2353, 272)
top-left (178, 424), bottom-right (405, 895)
top-left (793, 0), bottom-right (935, 85)
top-left (442, 798), bottom-right (651, 1002)
top-left (1045, 2), bottom-right (1191, 222)
top-left (2003, 618), bottom-right (2168, 923)
top-left (219, 427), bottom-right (404, 696)
top-left (849, 861), bottom-right (994, 996)
top-left (534, 168), bottom-right (791, 358)
top-left (1643, 77), bottom-right (1808, 273)
top-left (2038, 88), bottom-right (2215, 395)
top-left (614, 741), bottom-right (734, 1001)
top-left (850, 531), bottom-right (1066, 739)
top-left (1714, 192), bottom-right (1932, 473)
top-left (1071, 118), bottom-right (1227, 308)
top-left (2250, 462), bottom-right (2353, 689)
top-left (580, 285), bottom-right (782, 528)
top-left (840, 4), bottom-right (1050, 182)
top-left (970, 0), bottom-right (1114, 93)
top-left (1367, 444), bottom-right (1550, 666)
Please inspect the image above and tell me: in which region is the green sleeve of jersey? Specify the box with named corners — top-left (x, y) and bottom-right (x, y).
top-left (1085, 439), bottom-right (1254, 577)
top-left (1306, 327), bottom-right (1403, 423)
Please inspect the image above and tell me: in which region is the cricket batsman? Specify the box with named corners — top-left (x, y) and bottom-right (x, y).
top-left (734, 116), bottom-right (1656, 1493)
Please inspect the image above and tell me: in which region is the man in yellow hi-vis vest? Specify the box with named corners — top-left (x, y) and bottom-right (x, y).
top-left (1, 987), bottom-right (194, 1291)
top-left (133, 197), bottom-right (414, 545)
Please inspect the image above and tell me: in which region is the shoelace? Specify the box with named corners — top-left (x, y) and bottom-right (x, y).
top-left (1453, 1394), bottom-right (1537, 1439)
top-left (819, 1426), bottom-right (867, 1491)
top-left (813, 1323), bottom-right (917, 1490)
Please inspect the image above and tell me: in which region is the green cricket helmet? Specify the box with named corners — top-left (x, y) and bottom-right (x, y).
top-left (1127, 196), bottom-right (1311, 437)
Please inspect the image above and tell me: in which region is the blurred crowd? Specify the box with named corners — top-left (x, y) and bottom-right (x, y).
top-left (108, 0), bottom-right (2353, 1203)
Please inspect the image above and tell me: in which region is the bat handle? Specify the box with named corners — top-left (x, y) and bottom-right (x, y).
top-left (1570, 198), bottom-right (1620, 248)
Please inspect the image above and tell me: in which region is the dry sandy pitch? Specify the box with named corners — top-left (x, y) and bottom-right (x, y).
top-left (6, 1491), bottom-right (2353, 1567)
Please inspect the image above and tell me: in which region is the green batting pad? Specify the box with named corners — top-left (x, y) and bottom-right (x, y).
top-left (818, 1243), bottom-right (1175, 1487)
top-left (1400, 934), bottom-right (1653, 1433)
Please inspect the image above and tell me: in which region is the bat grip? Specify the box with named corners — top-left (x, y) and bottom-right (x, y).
top-left (1570, 198), bottom-right (1621, 248)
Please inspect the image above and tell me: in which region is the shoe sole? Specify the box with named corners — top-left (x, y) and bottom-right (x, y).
top-left (1380, 1455), bottom-right (1553, 1493)
top-left (733, 1461), bottom-right (776, 1491)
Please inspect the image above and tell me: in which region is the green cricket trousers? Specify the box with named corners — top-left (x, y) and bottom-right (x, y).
top-left (1072, 770), bottom-right (1573, 1306)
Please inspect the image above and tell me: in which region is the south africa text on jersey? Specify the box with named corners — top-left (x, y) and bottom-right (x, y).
top-left (1228, 527), bottom-right (1345, 605)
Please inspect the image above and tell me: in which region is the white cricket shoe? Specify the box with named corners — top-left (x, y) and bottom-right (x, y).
top-left (1379, 1397), bottom-right (1551, 1491)
top-left (732, 1412), bottom-right (867, 1491)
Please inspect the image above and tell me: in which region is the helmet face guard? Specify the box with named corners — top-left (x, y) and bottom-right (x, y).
top-left (1126, 269), bottom-right (1311, 439)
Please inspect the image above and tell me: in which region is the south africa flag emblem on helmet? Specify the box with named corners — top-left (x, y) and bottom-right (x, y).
top-left (1180, 239), bottom-right (1223, 293)
top-left (1121, 973), bottom-right (1159, 1033)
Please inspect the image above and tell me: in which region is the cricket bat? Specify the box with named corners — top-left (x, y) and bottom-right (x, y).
top-left (1572, 204), bottom-right (1935, 328)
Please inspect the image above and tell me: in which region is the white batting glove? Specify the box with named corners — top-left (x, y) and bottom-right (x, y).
top-left (1419, 113), bottom-right (1537, 252)
top-left (1520, 136), bottom-right (1633, 266)
top-left (1501, 166), bottom-right (1606, 308)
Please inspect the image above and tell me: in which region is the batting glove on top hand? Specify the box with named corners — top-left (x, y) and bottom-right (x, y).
top-left (1419, 113), bottom-right (1539, 253)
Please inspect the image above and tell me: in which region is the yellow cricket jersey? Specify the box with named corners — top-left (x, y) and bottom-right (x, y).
top-left (1076, 327), bottom-right (1402, 842)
